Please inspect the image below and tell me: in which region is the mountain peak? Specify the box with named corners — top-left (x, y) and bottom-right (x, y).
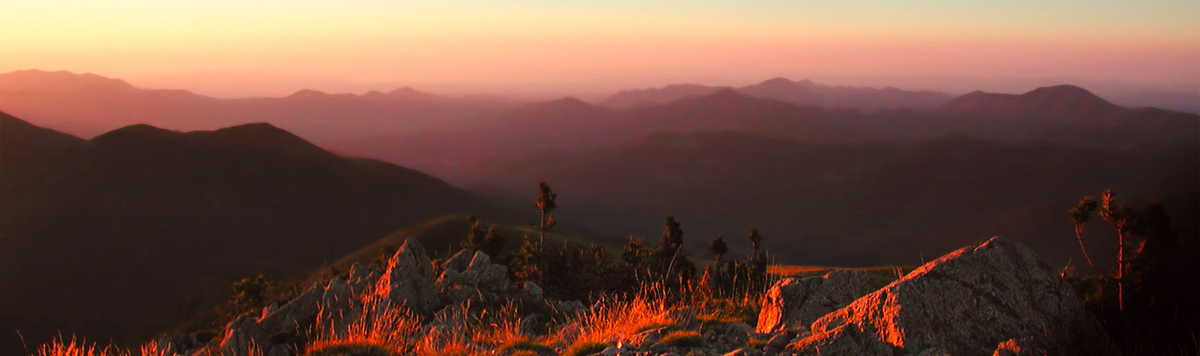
top-left (0, 69), bottom-right (137, 92)
top-left (387, 87), bottom-right (424, 96)
top-left (1021, 85), bottom-right (1104, 102)
top-left (759, 77), bottom-right (796, 86)
top-left (287, 89), bottom-right (329, 99)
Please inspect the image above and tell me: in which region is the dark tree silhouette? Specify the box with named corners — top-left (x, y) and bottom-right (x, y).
top-left (748, 228), bottom-right (763, 253)
top-left (1068, 190), bottom-right (1143, 315)
top-left (534, 182), bottom-right (557, 245)
top-left (709, 234), bottom-right (728, 263)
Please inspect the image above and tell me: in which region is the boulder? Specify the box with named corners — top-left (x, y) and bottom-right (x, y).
top-left (626, 327), bottom-right (671, 349)
top-left (554, 300), bottom-right (588, 317)
top-left (375, 238), bottom-right (440, 314)
top-left (441, 248), bottom-right (475, 272)
top-left (789, 237), bottom-right (1120, 356)
top-left (461, 251), bottom-right (509, 291)
top-left (519, 281), bottom-right (544, 303)
top-left (434, 251), bottom-right (510, 305)
top-left (756, 270), bottom-right (872, 334)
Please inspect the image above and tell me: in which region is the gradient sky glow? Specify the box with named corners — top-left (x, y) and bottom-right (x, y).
top-left (1, 0), bottom-right (1197, 98)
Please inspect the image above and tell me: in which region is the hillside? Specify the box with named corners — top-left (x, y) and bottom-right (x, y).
top-left (462, 131), bottom-right (1199, 267)
top-left (0, 114), bottom-right (506, 354)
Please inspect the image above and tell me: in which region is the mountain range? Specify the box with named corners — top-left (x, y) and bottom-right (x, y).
top-left (1, 70), bottom-right (1197, 354)
top-left (0, 112), bottom-right (508, 354)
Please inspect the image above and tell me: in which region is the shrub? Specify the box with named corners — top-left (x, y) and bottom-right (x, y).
top-left (563, 341), bottom-right (607, 356)
top-left (660, 330), bottom-right (705, 348)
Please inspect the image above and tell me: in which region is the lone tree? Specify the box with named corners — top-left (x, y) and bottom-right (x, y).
top-left (534, 182), bottom-right (558, 245)
top-left (709, 234), bottom-right (728, 263)
top-left (1068, 190), bottom-right (1144, 315)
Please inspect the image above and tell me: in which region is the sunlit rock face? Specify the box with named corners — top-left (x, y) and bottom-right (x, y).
top-left (375, 239), bottom-right (440, 314)
top-left (790, 236), bottom-right (1119, 356)
top-left (756, 269), bottom-right (873, 334)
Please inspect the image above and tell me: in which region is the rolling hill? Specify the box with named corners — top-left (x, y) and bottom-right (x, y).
top-left (0, 112), bottom-right (507, 354)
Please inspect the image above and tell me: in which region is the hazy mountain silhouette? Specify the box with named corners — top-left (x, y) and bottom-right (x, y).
top-left (935, 85), bottom-right (1199, 146)
top-left (463, 130), bottom-right (1198, 268)
top-left (0, 113), bottom-right (505, 354)
top-left (602, 77), bottom-right (953, 111)
top-left (0, 69), bottom-right (520, 140)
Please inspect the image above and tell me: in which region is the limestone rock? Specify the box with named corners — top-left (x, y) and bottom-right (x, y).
top-left (442, 248), bottom-right (476, 272)
top-left (375, 238), bottom-right (440, 314)
top-left (318, 277), bottom-right (360, 333)
top-left (519, 281), bottom-right (544, 303)
top-left (258, 281), bottom-right (324, 333)
top-left (787, 324), bottom-right (895, 356)
top-left (346, 262), bottom-right (379, 295)
top-left (434, 250), bottom-right (510, 305)
top-left (555, 300), bottom-right (588, 316)
top-left (756, 270), bottom-right (872, 334)
top-left (462, 251), bottom-right (509, 291)
top-left (790, 237), bottom-right (1119, 356)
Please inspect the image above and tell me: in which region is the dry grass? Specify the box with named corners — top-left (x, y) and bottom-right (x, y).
top-left (30, 280), bottom-right (764, 356)
top-left (307, 296), bottom-right (420, 355)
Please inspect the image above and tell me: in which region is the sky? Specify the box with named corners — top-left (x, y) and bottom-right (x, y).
top-left (1, 0), bottom-right (1198, 98)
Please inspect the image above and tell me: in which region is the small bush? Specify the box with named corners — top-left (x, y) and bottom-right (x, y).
top-left (660, 330), bottom-right (705, 348)
top-left (634, 321), bottom-right (677, 334)
top-left (563, 341), bottom-right (607, 356)
top-left (497, 340), bottom-right (555, 356)
top-left (304, 342), bottom-right (400, 356)
top-left (745, 336), bottom-right (769, 349)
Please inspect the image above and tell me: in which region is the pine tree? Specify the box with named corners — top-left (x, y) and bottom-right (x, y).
top-left (534, 182), bottom-right (558, 246)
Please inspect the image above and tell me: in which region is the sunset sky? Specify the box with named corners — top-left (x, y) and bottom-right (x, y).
top-left (1, 0), bottom-right (1197, 98)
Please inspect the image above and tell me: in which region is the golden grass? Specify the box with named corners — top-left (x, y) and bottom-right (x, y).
top-left (562, 341), bottom-right (607, 356)
top-left (30, 275), bottom-right (783, 356)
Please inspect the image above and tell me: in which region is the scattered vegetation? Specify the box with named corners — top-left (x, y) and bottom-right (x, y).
top-left (561, 341), bottom-right (606, 356)
top-left (1065, 190), bottom-right (1200, 355)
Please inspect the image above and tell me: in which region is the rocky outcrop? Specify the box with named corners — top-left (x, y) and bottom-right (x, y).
top-left (788, 236), bottom-right (1119, 356)
top-left (376, 239), bottom-right (440, 314)
top-left (216, 281), bottom-right (326, 356)
top-left (756, 269), bottom-right (872, 334)
top-left (434, 249), bottom-right (510, 305)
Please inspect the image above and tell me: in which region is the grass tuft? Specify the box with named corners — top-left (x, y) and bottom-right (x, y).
top-left (304, 341), bottom-right (400, 356)
top-left (562, 341), bottom-right (608, 356)
top-left (660, 330), bottom-right (705, 348)
top-left (496, 340), bottom-right (555, 356)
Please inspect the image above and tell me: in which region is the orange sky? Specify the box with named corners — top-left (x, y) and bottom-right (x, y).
top-left (1, 0), bottom-right (1197, 98)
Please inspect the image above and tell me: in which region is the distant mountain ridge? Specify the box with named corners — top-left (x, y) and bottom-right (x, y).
top-left (0, 69), bottom-right (521, 140)
top-left (603, 77), bottom-right (954, 112)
